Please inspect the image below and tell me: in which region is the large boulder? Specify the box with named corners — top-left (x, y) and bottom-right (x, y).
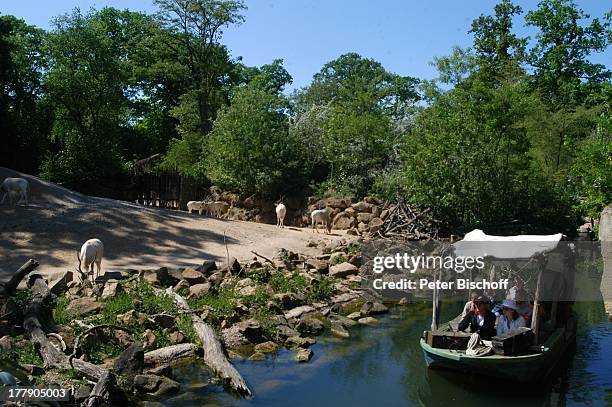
top-left (66, 297), bottom-right (101, 317)
top-left (305, 258), bottom-right (329, 274)
top-left (181, 268), bottom-right (206, 285)
top-left (134, 374), bottom-right (180, 397)
top-left (351, 201), bottom-right (372, 213)
top-left (197, 260), bottom-right (218, 275)
top-left (333, 212), bottom-right (356, 230)
top-left (101, 280), bottom-right (122, 299)
top-left (113, 343), bottom-right (144, 381)
top-left (296, 317), bottom-right (325, 336)
top-left (188, 283), bottom-right (211, 298)
top-left (356, 212), bottom-right (374, 223)
top-left (329, 262), bottom-right (359, 278)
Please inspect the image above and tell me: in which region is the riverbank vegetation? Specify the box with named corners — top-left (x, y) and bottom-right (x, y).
top-left (1, 0), bottom-right (610, 230)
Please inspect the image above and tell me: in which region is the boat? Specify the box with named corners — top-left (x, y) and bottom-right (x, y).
top-left (420, 229), bottom-right (577, 382)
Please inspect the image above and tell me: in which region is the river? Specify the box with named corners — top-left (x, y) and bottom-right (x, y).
top-left (158, 299), bottom-right (611, 407)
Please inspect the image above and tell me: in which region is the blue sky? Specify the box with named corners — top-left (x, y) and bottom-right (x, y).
top-left (2, 1), bottom-right (610, 92)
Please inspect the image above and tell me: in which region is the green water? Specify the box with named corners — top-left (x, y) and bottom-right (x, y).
top-left (160, 301), bottom-right (612, 407)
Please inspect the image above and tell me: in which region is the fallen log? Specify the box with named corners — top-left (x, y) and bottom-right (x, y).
top-left (162, 288), bottom-right (252, 397)
top-left (85, 370), bottom-right (114, 407)
top-left (0, 259), bottom-right (39, 298)
top-left (23, 274), bottom-right (109, 382)
top-left (143, 343), bottom-right (198, 366)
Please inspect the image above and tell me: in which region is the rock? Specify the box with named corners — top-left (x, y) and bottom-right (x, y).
top-left (333, 212), bottom-right (356, 230)
top-left (196, 260), bottom-right (217, 275)
top-left (358, 317), bottom-right (379, 325)
top-left (371, 206), bottom-right (381, 218)
top-left (169, 331), bottom-right (186, 345)
top-left (305, 258), bottom-right (329, 274)
top-left (274, 293), bottom-right (305, 310)
top-left (284, 305), bottom-right (315, 320)
top-left (115, 330), bottom-right (133, 346)
top-left (330, 321), bottom-right (350, 338)
top-left (254, 341), bottom-right (279, 353)
top-left (208, 271), bottom-right (224, 285)
top-left (360, 301), bottom-right (389, 316)
top-left (117, 310), bottom-right (148, 325)
top-left (66, 297), bottom-right (102, 317)
top-left (113, 343), bottom-right (144, 379)
top-left (305, 238), bottom-right (319, 248)
top-left (189, 283), bottom-right (211, 298)
top-left (357, 222), bottom-right (369, 233)
top-left (357, 212), bottom-right (374, 223)
top-left (143, 329), bottom-right (157, 350)
top-left (248, 352), bottom-right (266, 361)
top-left (296, 317), bottom-right (325, 336)
top-left (325, 198), bottom-right (350, 209)
top-left (74, 385), bottom-right (93, 403)
top-left (222, 319), bottom-right (263, 347)
top-left (247, 260), bottom-right (263, 269)
top-left (347, 312), bottom-right (361, 320)
top-left (182, 268), bottom-right (206, 285)
top-left (143, 267), bottom-right (173, 286)
top-left (222, 257), bottom-right (241, 274)
top-left (101, 280), bottom-right (122, 299)
top-left (329, 262), bottom-right (359, 278)
top-left (150, 314), bottom-right (175, 329)
top-left (351, 201), bottom-right (372, 213)
top-left (276, 325), bottom-right (300, 341)
top-left (285, 336), bottom-right (316, 349)
top-left (329, 314), bottom-right (358, 327)
top-left (238, 285), bottom-right (257, 296)
top-left (0, 335), bottom-right (14, 351)
top-left (134, 374), bottom-right (180, 396)
top-left (294, 348), bottom-right (313, 363)
top-left (398, 297), bottom-right (409, 305)
top-left (368, 217), bottom-right (384, 234)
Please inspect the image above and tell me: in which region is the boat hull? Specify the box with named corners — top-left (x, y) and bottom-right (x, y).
top-left (421, 327), bottom-right (575, 382)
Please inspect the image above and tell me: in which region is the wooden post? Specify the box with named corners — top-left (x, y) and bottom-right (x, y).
top-left (431, 269), bottom-right (441, 331)
top-left (531, 266), bottom-right (543, 345)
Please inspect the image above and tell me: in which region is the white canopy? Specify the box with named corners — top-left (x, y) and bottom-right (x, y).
top-left (453, 229), bottom-right (564, 259)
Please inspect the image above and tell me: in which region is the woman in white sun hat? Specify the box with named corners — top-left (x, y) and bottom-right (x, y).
top-left (496, 299), bottom-right (527, 336)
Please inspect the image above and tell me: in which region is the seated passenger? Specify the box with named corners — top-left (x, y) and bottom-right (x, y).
top-left (496, 299), bottom-right (526, 336)
top-left (458, 296), bottom-right (496, 340)
top-left (461, 291), bottom-right (480, 318)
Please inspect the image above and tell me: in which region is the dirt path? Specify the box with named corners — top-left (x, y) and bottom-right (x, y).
top-left (0, 168), bottom-right (348, 282)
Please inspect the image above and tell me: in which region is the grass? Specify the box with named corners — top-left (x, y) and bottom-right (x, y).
top-left (5, 339), bottom-right (43, 366)
top-left (269, 272), bottom-right (308, 294)
top-left (53, 295), bottom-right (73, 326)
top-left (83, 338), bottom-right (123, 365)
top-left (176, 314), bottom-right (200, 345)
top-left (133, 280), bottom-right (177, 315)
top-left (241, 286), bottom-right (272, 308)
top-left (102, 292), bottom-right (134, 323)
top-left (331, 254), bottom-right (348, 265)
top-left (251, 308), bottom-right (277, 339)
top-left (306, 276), bottom-right (335, 302)
top-left (188, 285), bottom-right (238, 320)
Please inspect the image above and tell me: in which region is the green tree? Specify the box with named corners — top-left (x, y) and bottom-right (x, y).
top-left (294, 53), bottom-right (420, 196)
top-left (525, 0), bottom-right (611, 108)
top-left (469, 0), bottom-right (527, 85)
top-left (155, 0), bottom-right (246, 176)
top-left (41, 8), bottom-right (150, 182)
top-left (205, 81), bottom-right (307, 196)
top-left (0, 16), bottom-right (48, 174)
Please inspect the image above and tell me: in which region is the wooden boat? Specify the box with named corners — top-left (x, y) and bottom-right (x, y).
top-left (420, 229), bottom-right (576, 382)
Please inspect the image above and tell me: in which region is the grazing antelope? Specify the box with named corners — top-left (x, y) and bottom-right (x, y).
top-left (1, 177), bottom-right (29, 206)
top-left (77, 238), bottom-right (104, 283)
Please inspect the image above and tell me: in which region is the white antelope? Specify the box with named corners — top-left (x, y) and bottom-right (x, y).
top-left (207, 201), bottom-right (230, 218)
top-left (187, 200), bottom-right (208, 215)
top-left (77, 238), bottom-right (104, 283)
top-left (275, 199), bottom-right (287, 228)
top-left (311, 208), bottom-right (332, 234)
top-left (1, 177), bottom-right (29, 206)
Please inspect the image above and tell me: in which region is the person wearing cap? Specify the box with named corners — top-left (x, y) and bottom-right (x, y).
top-left (458, 295), bottom-right (496, 340)
top-left (496, 299), bottom-right (526, 336)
